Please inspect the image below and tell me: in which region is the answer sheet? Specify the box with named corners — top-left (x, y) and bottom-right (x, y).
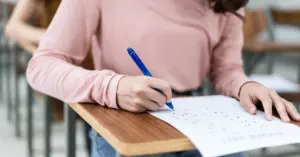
top-left (150, 96), bottom-right (300, 157)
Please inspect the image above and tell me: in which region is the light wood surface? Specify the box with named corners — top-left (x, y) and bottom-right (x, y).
top-left (69, 101), bottom-right (300, 156)
top-left (69, 103), bottom-right (194, 156)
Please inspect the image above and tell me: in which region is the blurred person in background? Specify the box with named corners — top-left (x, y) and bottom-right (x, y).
top-left (5, 0), bottom-right (60, 52)
top-left (25, 0), bottom-right (300, 157)
top-left (5, 0), bottom-right (64, 121)
top-left (5, 0), bottom-right (92, 155)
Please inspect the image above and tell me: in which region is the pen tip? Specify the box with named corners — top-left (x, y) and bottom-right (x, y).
top-left (167, 102), bottom-right (174, 110)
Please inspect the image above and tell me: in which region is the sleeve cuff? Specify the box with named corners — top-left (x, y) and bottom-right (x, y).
top-left (106, 74), bottom-right (125, 109)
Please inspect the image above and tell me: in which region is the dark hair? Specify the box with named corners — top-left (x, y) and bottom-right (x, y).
top-left (210, 0), bottom-right (249, 20)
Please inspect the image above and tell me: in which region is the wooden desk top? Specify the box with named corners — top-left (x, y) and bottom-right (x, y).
top-left (69, 102), bottom-right (300, 156)
top-left (69, 103), bottom-right (194, 156)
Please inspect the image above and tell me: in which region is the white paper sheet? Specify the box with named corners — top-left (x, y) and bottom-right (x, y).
top-left (150, 96), bottom-right (300, 157)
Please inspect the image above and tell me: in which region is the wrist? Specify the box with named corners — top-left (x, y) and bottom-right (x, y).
top-left (238, 81), bottom-right (259, 99)
top-left (107, 75), bottom-right (125, 109)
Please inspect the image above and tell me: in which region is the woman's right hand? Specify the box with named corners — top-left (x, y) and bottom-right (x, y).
top-left (117, 76), bottom-right (172, 113)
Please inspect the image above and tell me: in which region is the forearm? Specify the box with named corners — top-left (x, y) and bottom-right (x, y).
top-left (26, 0), bottom-right (107, 105)
top-left (18, 40), bottom-right (38, 54)
top-left (210, 9), bottom-right (248, 98)
top-left (26, 51), bottom-right (123, 108)
top-left (5, 21), bottom-right (46, 44)
top-left (211, 66), bottom-right (248, 98)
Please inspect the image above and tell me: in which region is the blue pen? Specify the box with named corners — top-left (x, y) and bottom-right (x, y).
top-left (127, 48), bottom-right (174, 110)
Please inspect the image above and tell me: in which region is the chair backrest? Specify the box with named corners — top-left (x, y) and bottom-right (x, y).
top-left (243, 9), bottom-right (269, 42)
top-left (272, 9), bottom-right (300, 26)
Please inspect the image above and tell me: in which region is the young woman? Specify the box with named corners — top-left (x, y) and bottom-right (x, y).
top-left (26, 0), bottom-right (300, 156)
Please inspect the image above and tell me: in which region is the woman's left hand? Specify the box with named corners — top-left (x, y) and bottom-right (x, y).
top-left (239, 82), bottom-right (300, 122)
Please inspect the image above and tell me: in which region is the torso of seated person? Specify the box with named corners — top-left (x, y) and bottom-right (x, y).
top-left (38, 0), bottom-right (247, 99)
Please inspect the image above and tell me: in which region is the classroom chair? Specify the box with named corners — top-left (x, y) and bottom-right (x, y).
top-left (243, 8), bottom-right (300, 103)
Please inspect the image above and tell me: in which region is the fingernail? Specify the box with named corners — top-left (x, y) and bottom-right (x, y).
top-left (284, 118), bottom-right (290, 123)
top-left (267, 115), bottom-right (272, 120)
top-left (250, 108), bottom-right (256, 114)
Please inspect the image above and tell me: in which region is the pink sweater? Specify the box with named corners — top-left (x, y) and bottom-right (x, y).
top-left (26, 0), bottom-right (248, 109)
